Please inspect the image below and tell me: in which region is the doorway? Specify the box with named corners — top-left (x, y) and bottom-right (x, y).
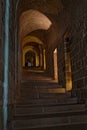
top-left (25, 51), bottom-right (36, 68)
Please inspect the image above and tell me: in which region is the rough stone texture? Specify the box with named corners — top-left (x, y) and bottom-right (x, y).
top-left (8, 0), bottom-right (16, 104)
top-left (57, 40), bottom-right (66, 87)
top-left (51, 0), bottom-right (87, 99)
top-left (1, 0), bottom-right (87, 129)
top-left (9, 0), bottom-right (87, 100)
top-left (0, 0), bottom-right (86, 101)
top-left (68, 1), bottom-right (87, 99)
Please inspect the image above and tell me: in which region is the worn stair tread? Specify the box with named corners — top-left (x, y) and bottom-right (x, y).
top-left (12, 70), bottom-right (84, 130)
top-left (20, 88), bottom-right (66, 94)
top-left (15, 104), bottom-right (85, 115)
top-left (17, 97), bottom-right (78, 105)
top-left (16, 98), bottom-right (78, 107)
top-left (15, 105), bottom-right (85, 116)
top-left (12, 124), bottom-right (87, 130)
top-left (12, 115), bottom-right (87, 129)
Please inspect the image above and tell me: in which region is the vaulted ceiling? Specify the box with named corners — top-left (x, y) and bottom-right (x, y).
top-left (15, 0), bottom-right (71, 51)
top-left (19, 9), bottom-right (52, 40)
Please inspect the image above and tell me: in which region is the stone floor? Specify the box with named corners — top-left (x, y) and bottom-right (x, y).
top-left (9, 69), bottom-right (87, 130)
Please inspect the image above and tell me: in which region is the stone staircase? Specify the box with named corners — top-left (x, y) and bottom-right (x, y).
top-left (10, 70), bottom-right (87, 130)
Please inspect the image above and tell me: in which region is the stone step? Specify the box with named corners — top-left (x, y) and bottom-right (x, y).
top-left (12, 124), bottom-right (87, 130)
top-left (20, 93), bottom-right (67, 100)
top-left (22, 76), bottom-right (53, 82)
top-left (20, 87), bottom-right (61, 91)
top-left (21, 81), bottom-right (62, 88)
top-left (20, 88), bottom-right (66, 96)
top-left (14, 104), bottom-right (85, 117)
top-left (12, 114), bottom-right (87, 130)
top-left (17, 97), bottom-right (78, 105)
top-left (20, 88), bottom-right (66, 97)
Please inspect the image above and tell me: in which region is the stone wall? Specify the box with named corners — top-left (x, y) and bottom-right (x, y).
top-left (45, 24), bottom-right (58, 78)
top-left (57, 39), bottom-right (66, 87)
top-left (46, 49), bottom-right (54, 77)
top-left (0, 0), bottom-right (5, 129)
top-left (0, 0), bottom-right (87, 129)
top-left (68, 1), bottom-right (87, 100)
top-left (57, 1), bottom-right (87, 96)
top-left (55, 10), bottom-right (70, 88)
top-left (8, 0), bottom-right (16, 104)
top-left (6, 0), bottom-right (87, 102)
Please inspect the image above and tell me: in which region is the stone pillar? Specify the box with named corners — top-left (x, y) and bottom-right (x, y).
top-left (43, 49), bottom-right (46, 70)
top-left (39, 46), bottom-right (43, 68)
top-left (64, 37), bottom-right (72, 92)
top-left (57, 40), bottom-right (66, 88)
top-left (46, 49), bottom-right (54, 77)
top-left (53, 48), bottom-right (58, 81)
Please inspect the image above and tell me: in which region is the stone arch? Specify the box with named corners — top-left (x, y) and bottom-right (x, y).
top-left (19, 9), bottom-right (52, 40)
top-left (23, 46), bottom-right (39, 67)
top-left (22, 35), bottom-right (43, 48)
top-left (25, 51), bottom-right (36, 67)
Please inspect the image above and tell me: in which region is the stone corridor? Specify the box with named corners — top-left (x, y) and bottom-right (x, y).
top-left (0, 0), bottom-right (87, 130)
top-left (9, 69), bottom-right (87, 130)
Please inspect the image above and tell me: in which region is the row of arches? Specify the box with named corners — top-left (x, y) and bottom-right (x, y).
top-left (21, 36), bottom-right (45, 69)
top-left (18, 8), bottom-right (72, 90)
top-left (22, 44), bottom-right (46, 69)
top-left (19, 9), bottom-right (54, 75)
top-left (3, 1), bottom-right (86, 130)
top-left (16, 1), bottom-right (72, 91)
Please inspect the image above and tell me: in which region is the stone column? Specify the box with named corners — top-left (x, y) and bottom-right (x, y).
top-left (43, 49), bottom-right (46, 70)
top-left (64, 36), bottom-right (72, 92)
top-left (46, 49), bottom-right (54, 77)
top-left (39, 46), bottom-right (43, 68)
top-left (53, 48), bottom-right (58, 81)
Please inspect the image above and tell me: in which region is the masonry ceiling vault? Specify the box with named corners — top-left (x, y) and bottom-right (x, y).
top-left (19, 9), bottom-right (52, 40)
top-left (1, 0), bottom-right (87, 129)
top-left (17, 0), bottom-right (63, 16)
top-left (22, 36), bottom-right (43, 48)
top-left (17, 0), bottom-right (70, 50)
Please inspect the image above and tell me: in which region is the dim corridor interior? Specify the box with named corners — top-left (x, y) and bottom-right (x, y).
top-left (9, 67), bottom-right (87, 130)
top-left (1, 0), bottom-right (87, 130)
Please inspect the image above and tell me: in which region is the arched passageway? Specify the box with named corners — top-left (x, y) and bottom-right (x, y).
top-left (25, 51), bottom-right (36, 67)
top-left (18, 9), bottom-right (60, 81)
top-left (2, 1), bottom-right (87, 130)
top-left (14, 0), bottom-right (74, 100)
